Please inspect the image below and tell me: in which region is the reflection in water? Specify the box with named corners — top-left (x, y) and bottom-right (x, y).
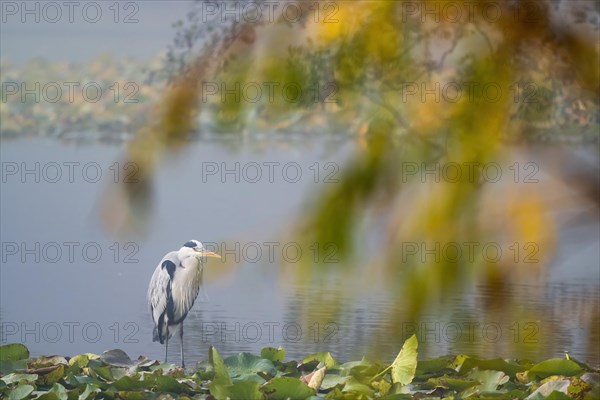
top-left (0, 138), bottom-right (598, 367)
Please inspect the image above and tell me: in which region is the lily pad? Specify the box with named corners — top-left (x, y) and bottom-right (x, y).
top-left (7, 384), bottom-right (34, 400)
top-left (458, 356), bottom-right (527, 378)
top-left (36, 364), bottom-right (65, 386)
top-left (35, 383), bottom-right (68, 400)
top-left (261, 347), bottom-right (286, 363)
top-left (0, 359), bottom-right (28, 375)
top-left (528, 359), bottom-right (583, 380)
top-left (1, 373), bottom-right (38, 385)
top-left (320, 374), bottom-right (348, 390)
top-left (224, 352), bottom-right (276, 382)
top-left (302, 352), bottom-right (337, 369)
top-left (153, 374), bottom-right (192, 394)
top-left (262, 377), bottom-right (316, 400)
top-left (112, 375), bottom-right (147, 391)
top-left (67, 354), bottom-right (91, 371)
top-left (78, 383), bottom-right (101, 400)
top-left (212, 380), bottom-right (264, 400)
top-left (423, 375), bottom-right (479, 391)
top-left (341, 376), bottom-right (374, 396)
top-left (0, 344), bottom-right (29, 362)
top-left (467, 369), bottom-right (509, 392)
top-left (415, 356), bottom-right (454, 379)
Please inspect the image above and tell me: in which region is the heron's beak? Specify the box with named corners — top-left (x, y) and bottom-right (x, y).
top-left (200, 250), bottom-right (221, 258)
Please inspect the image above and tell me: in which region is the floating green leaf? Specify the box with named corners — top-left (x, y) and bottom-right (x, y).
top-left (467, 369), bottom-right (509, 392)
top-left (78, 383), bottom-right (101, 400)
top-left (528, 358), bottom-right (583, 379)
top-left (112, 375), bottom-right (147, 391)
top-left (1, 373), bottom-right (38, 385)
top-left (212, 380), bottom-right (264, 400)
top-left (458, 357), bottom-right (527, 378)
top-left (261, 347), bottom-right (286, 363)
top-left (0, 345), bottom-right (596, 399)
top-left (35, 383), bottom-right (68, 400)
top-left (0, 344), bottom-right (29, 362)
top-left (153, 375), bottom-right (192, 394)
top-left (423, 375), bottom-right (479, 392)
top-left (0, 359), bottom-right (28, 375)
top-left (302, 352), bottom-right (337, 369)
top-left (262, 377), bottom-right (316, 400)
top-left (8, 384), bottom-right (34, 400)
top-left (36, 364), bottom-right (65, 386)
top-left (224, 352), bottom-right (276, 382)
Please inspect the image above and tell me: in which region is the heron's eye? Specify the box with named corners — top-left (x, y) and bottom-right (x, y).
top-left (183, 241), bottom-right (196, 248)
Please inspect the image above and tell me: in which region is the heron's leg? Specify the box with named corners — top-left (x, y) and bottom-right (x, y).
top-left (180, 323), bottom-right (185, 369)
top-left (165, 326), bottom-right (169, 364)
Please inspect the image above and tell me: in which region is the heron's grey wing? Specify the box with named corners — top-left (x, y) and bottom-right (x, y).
top-left (147, 252), bottom-right (178, 343)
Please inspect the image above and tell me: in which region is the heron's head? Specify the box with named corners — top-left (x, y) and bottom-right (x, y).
top-left (179, 240), bottom-right (221, 261)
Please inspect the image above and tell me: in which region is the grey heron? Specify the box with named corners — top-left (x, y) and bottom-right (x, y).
top-left (147, 240), bottom-right (221, 368)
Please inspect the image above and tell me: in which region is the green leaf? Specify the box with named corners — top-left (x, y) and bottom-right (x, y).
top-left (423, 375), bottom-right (479, 391)
top-left (341, 376), bottom-right (374, 396)
top-left (528, 359), bottom-right (583, 380)
top-left (36, 364), bottom-right (65, 386)
top-left (114, 392), bottom-right (147, 400)
top-left (48, 383), bottom-right (68, 400)
top-left (8, 384), bottom-right (34, 400)
top-left (0, 360), bottom-right (28, 375)
top-left (35, 383), bottom-right (68, 400)
top-left (320, 374), bottom-right (348, 390)
top-left (302, 352), bottom-right (337, 368)
top-left (1, 373), bottom-right (38, 385)
top-left (78, 383), bottom-right (101, 400)
top-left (67, 354), bottom-right (90, 372)
top-left (209, 346), bottom-right (232, 386)
top-left (467, 369), bottom-right (509, 392)
top-left (415, 356), bottom-right (454, 379)
top-left (89, 365), bottom-right (116, 382)
top-left (458, 357), bottom-right (527, 378)
top-left (0, 344), bottom-right (29, 362)
top-left (34, 393), bottom-right (61, 400)
top-left (153, 375), bottom-right (191, 394)
top-left (261, 347), bottom-right (286, 363)
top-left (262, 377), bottom-right (315, 400)
top-left (211, 380), bottom-right (264, 400)
top-left (224, 352), bottom-right (276, 382)
top-left (391, 334), bottom-right (418, 385)
top-left (112, 375), bottom-right (147, 391)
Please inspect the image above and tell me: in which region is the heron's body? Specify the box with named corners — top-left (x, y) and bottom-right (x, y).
top-left (147, 240), bottom-right (220, 368)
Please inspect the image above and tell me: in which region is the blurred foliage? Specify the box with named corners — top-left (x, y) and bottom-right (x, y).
top-left (106, 0), bottom-right (599, 360)
top-left (3, 0), bottom-right (596, 364)
top-left (2, 341), bottom-right (599, 399)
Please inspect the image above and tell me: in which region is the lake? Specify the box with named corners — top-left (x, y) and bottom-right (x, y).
top-left (1, 137), bottom-right (598, 366)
